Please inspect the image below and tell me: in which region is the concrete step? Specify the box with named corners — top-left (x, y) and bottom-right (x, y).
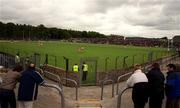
top-left (76, 99), bottom-right (102, 108)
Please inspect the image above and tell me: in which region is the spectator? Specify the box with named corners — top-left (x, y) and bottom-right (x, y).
top-left (127, 64), bottom-right (148, 108)
top-left (165, 64), bottom-right (180, 108)
top-left (73, 64), bottom-right (79, 73)
top-left (18, 63), bottom-right (44, 108)
top-left (146, 63), bottom-right (165, 108)
top-left (0, 65), bottom-right (23, 108)
top-left (15, 53), bottom-right (20, 65)
top-left (0, 66), bottom-right (4, 84)
top-left (82, 62), bottom-right (88, 81)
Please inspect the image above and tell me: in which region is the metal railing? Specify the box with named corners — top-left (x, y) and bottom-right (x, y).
top-left (116, 72), bottom-right (132, 95)
top-left (35, 67), bottom-right (44, 75)
top-left (100, 79), bottom-right (114, 100)
top-left (117, 87), bottom-right (132, 108)
top-left (44, 71), bottom-right (63, 89)
top-left (43, 71), bottom-right (78, 100)
top-left (42, 82), bottom-right (65, 108)
top-left (62, 78), bottom-right (78, 100)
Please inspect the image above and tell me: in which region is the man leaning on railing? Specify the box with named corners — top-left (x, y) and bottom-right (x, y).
top-left (126, 64), bottom-right (149, 108)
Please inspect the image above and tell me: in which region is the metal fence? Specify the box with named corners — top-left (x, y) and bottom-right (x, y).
top-left (44, 70), bottom-right (63, 89)
top-left (0, 47), bottom-right (175, 72)
top-left (0, 52), bottom-right (15, 68)
top-left (43, 70), bottom-right (79, 100)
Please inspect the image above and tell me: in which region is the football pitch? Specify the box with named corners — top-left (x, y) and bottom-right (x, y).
top-left (0, 41), bottom-right (170, 72)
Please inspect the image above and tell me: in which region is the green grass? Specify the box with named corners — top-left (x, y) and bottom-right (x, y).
top-left (0, 41), bottom-right (170, 72)
top-left (0, 41), bottom-right (171, 85)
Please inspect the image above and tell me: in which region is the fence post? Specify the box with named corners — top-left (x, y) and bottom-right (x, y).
top-left (101, 81), bottom-right (104, 100)
top-left (156, 52), bottom-right (158, 60)
top-left (0, 53), bottom-right (2, 65)
top-left (55, 56), bottom-right (57, 67)
top-left (142, 54), bottom-right (145, 64)
top-left (34, 53), bottom-right (37, 65)
top-left (115, 56), bottom-right (120, 70)
top-left (63, 56), bottom-right (69, 86)
top-left (123, 56), bottom-right (128, 68)
top-left (105, 57), bottom-right (109, 72)
top-left (132, 54), bottom-right (136, 66)
top-left (44, 54), bottom-right (48, 64)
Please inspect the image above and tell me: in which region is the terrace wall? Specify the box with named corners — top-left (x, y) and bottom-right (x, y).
top-left (42, 65), bottom-right (80, 87)
top-left (43, 64), bottom-right (134, 86)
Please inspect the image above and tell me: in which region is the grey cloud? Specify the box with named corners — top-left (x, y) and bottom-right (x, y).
top-left (136, 1), bottom-right (163, 7)
top-left (156, 24), bottom-right (180, 30)
top-left (126, 14), bottom-right (180, 30)
top-left (123, 0), bottom-right (180, 31)
top-left (155, 0), bottom-right (180, 30)
top-left (162, 0), bottom-right (180, 16)
top-left (85, 0), bottom-right (127, 13)
top-left (85, 0), bottom-right (163, 14)
top-left (0, 0), bottom-right (54, 25)
top-left (0, 0), bottom-right (180, 38)
top-left (126, 15), bottom-right (172, 27)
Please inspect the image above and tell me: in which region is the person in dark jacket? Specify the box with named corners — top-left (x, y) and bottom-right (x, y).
top-left (146, 63), bottom-right (165, 108)
top-left (18, 63), bottom-right (44, 108)
top-left (165, 64), bottom-right (180, 108)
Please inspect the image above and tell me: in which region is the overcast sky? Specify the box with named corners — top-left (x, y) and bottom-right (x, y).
top-left (0, 0), bottom-right (180, 38)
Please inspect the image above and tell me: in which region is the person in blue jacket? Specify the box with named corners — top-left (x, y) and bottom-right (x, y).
top-left (17, 63), bottom-right (44, 108)
top-left (165, 64), bottom-right (180, 108)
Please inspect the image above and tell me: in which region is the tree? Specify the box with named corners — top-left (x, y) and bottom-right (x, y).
top-left (0, 21), bottom-right (106, 40)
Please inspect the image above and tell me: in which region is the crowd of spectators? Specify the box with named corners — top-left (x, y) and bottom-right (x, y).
top-left (69, 36), bottom-right (169, 47)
